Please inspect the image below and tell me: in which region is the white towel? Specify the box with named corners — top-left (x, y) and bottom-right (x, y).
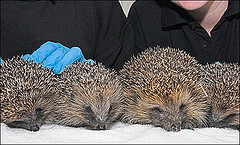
top-left (1, 122), bottom-right (239, 144)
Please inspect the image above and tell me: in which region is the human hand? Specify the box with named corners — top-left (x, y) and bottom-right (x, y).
top-left (23, 41), bottom-right (93, 74)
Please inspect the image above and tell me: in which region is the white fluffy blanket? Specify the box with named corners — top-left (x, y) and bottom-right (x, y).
top-left (1, 122), bottom-right (239, 144)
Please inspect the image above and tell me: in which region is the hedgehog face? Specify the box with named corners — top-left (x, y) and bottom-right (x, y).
top-left (1, 89), bottom-right (57, 132)
top-left (147, 87), bottom-right (204, 132)
top-left (55, 92), bottom-right (122, 130)
top-left (208, 106), bottom-right (239, 130)
top-left (82, 102), bottom-right (121, 130)
top-left (201, 62), bottom-right (239, 130)
top-left (148, 103), bottom-right (192, 132)
top-left (54, 62), bottom-right (124, 130)
top-left (71, 84), bottom-right (123, 130)
top-left (122, 82), bottom-right (208, 132)
top-left (6, 107), bottom-right (45, 132)
top-left (0, 56), bottom-right (59, 131)
top-left (55, 73), bottom-right (123, 130)
top-left (208, 93), bottom-right (240, 130)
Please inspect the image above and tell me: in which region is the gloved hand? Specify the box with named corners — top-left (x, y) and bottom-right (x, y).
top-left (0, 57), bottom-right (2, 65)
top-left (23, 41), bottom-right (93, 74)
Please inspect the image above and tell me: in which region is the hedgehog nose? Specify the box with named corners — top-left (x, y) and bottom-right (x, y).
top-left (96, 124), bottom-right (106, 130)
top-left (29, 124), bottom-right (40, 132)
top-left (171, 123), bottom-right (181, 132)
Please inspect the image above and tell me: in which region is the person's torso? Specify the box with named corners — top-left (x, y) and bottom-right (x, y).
top-left (129, 1), bottom-right (239, 64)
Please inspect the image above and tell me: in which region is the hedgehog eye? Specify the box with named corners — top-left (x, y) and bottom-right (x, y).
top-left (222, 113), bottom-right (236, 123)
top-left (35, 107), bottom-right (44, 119)
top-left (36, 107), bottom-right (43, 112)
top-left (84, 106), bottom-right (96, 121)
top-left (107, 104), bottom-right (115, 120)
top-left (150, 107), bottom-right (165, 119)
top-left (178, 104), bottom-right (186, 117)
top-left (85, 106), bottom-right (93, 114)
top-left (208, 106), bottom-right (213, 116)
top-left (209, 106), bottom-right (213, 112)
top-left (41, 92), bottom-right (55, 99)
top-left (107, 105), bottom-right (113, 120)
top-left (108, 105), bottom-right (113, 113)
top-left (108, 103), bottom-right (118, 114)
top-left (179, 104), bottom-right (186, 113)
top-left (151, 107), bottom-right (164, 114)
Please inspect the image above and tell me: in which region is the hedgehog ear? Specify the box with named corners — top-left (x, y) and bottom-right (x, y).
top-left (178, 104), bottom-right (186, 117)
top-left (85, 106), bottom-right (93, 114)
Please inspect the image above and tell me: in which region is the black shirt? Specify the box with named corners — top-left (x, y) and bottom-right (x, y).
top-left (128, 1), bottom-right (239, 64)
top-left (1, 1), bottom-right (135, 70)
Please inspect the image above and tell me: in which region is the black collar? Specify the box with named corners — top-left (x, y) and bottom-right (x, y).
top-left (161, 1), bottom-right (240, 28)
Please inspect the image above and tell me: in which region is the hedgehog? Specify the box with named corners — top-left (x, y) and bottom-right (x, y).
top-left (201, 62), bottom-right (239, 130)
top-left (51, 61), bottom-right (124, 130)
top-left (0, 56), bottom-right (59, 131)
top-left (119, 46), bottom-right (210, 132)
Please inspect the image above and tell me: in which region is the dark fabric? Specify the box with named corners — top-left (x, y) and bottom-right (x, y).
top-left (128, 1), bottom-right (239, 64)
top-left (1, 1), bottom-right (135, 70)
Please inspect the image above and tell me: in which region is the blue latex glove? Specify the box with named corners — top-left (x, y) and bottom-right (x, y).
top-left (0, 57), bottom-right (2, 65)
top-left (23, 41), bottom-right (93, 74)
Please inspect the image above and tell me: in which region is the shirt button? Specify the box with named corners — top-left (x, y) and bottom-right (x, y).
top-left (189, 25), bottom-right (196, 30)
top-left (203, 41), bottom-right (208, 48)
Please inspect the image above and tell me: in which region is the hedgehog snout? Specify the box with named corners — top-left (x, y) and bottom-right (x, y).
top-left (29, 124), bottom-right (40, 132)
top-left (25, 117), bottom-right (42, 132)
top-left (171, 122), bottom-right (181, 132)
top-left (95, 124), bottom-right (106, 130)
top-left (211, 113), bottom-right (222, 123)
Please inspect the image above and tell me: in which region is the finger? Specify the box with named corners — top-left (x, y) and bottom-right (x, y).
top-left (23, 54), bottom-right (31, 60)
top-left (0, 57), bottom-right (2, 65)
top-left (85, 59), bottom-right (94, 65)
top-left (42, 46), bottom-right (70, 69)
top-left (29, 41), bottom-right (61, 63)
top-left (53, 47), bottom-right (84, 74)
